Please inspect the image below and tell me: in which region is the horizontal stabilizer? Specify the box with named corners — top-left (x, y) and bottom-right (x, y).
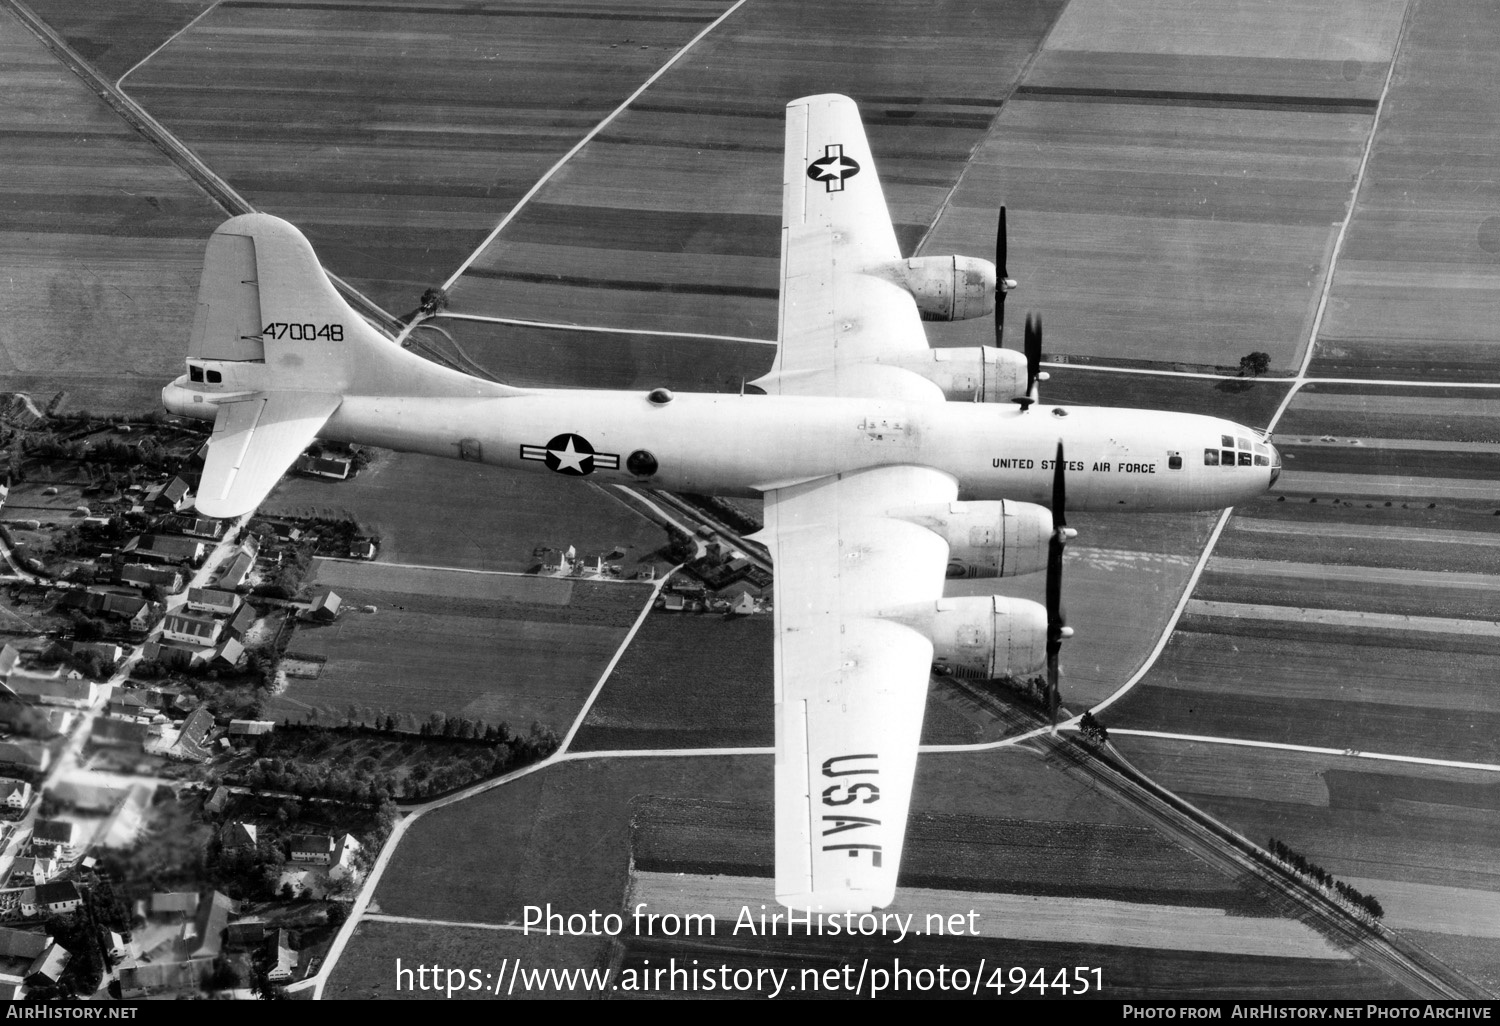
top-left (196, 392), bottom-right (342, 518)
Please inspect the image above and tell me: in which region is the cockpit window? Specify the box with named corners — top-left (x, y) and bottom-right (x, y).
top-left (1204, 449), bottom-right (1220, 466)
top-left (1238, 451), bottom-right (1253, 466)
top-left (1168, 454), bottom-right (1182, 470)
top-left (1237, 436), bottom-right (1252, 450)
top-left (1254, 454), bottom-right (1269, 466)
top-left (1221, 434), bottom-right (1234, 448)
top-left (1222, 449), bottom-right (1235, 465)
top-left (206, 370), bottom-right (222, 384)
top-left (189, 365), bottom-right (204, 383)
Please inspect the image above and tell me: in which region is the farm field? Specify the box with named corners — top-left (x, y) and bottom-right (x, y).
top-left (23, 0), bottom-right (212, 81)
top-left (1308, 0), bottom-right (1500, 382)
top-left (448, 0), bottom-right (1064, 341)
top-left (113, 0), bottom-right (738, 314)
top-left (265, 560), bottom-right (650, 733)
top-left (264, 451), bottom-right (671, 573)
top-left (324, 919), bottom-right (609, 1000)
top-left (1112, 736), bottom-right (1500, 947)
top-left (0, 4), bottom-right (225, 412)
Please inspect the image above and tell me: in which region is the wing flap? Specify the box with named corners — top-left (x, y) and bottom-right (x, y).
top-left (196, 392), bottom-right (342, 518)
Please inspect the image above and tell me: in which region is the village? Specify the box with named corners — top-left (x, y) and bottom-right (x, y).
top-left (0, 398), bottom-right (385, 997)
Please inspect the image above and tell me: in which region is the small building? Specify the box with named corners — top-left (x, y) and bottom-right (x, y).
top-left (162, 611), bottom-right (222, 647)
top-left (204, 786), bottom-right (229, 817)
top-left (212, 636), bottom-right (245, 670)
top-left (34, 881), bottom-right (81, 915)
top-left (123, 533), bottom-right (205, 565)
top-left (329, 833), bottom-right (363, 882)
top-left (10, 856), bottom-right (55, 885)
top-left (265, 929), bottom-right (297, 981)
top-left (187, 891), bottom-right (232, 960)
top-left (0, 742), bottom-right (49, 775)
top-left (168, 706), bottom-right (215, 761)
top-left (160, 514), bottom-right (224, 540)
top-left (224, 602), bottom-right (258, 639)
top-left (228, 719), bottom-right (274, 737)
top-left (146, 476), bottom-right (194, 512)
top-left (119, 960), bottom-right (213, 998)
top-left (0, 779), bottom-right (31, 810)
top-left (25, 940), bottom-right (70, 986)
top-left (289, 834), bottom-right (334, 864)
top-left (220, 821), bottom-right (257, 851)
top-left (186, 587), bottom-right (240, 616)
top-left (88, 717), bottom-right (149, 750)
top-left (5, 675), bottom-right (98, 708)
top-left (215, 550), bottom-right (255, 590)
top-left (120, 563), bottom-right (183, 594)
top-left (143, 639), bottom-right (211, 670)
top-left (295, 454), bottom-right (351, 480)
top-left (225, 920), bottom-right (267, 951)
top-left (300, 590), bottom-right (342, 623)
top-left (0, 926), bottom-right (47, 965)
top-left (31, 821), bottom-right (76, 858)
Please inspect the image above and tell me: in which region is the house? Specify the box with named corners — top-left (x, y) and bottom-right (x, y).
top-left (219, 821), bottom-right (257, 851)
top-left (0, 779), bottom-right (30, 810)
top-left (295, 454), bottom-right (351, 480)
top-left (105, 691), bottom-right (150, 718)
top-left (167, 706), bottom-right (216, 761)
top-left (265, 929), bottom-right (297, 981)
top-left (15, 889), bottom-right (36, 918)
top-left (186, 587), bottom-right (240, 616)
top-left (30, 821), bottom-right (76, 858)
top-left (0, 742), bottom-right (50, 775)
top-left (186, 890), bottom-right (232, 959)
top-left (289, 834), bottom-right (334, 864)
top-left (144, 476), bottom-right (193, 512)
top-left (106, 931), bottom-right (127, 961)
top-left (300, 590), bottom-right (342, 623)
top-left (225, 920), bottom-right (267, 951)
top-left (212, 636), bottom-right (245, 670)
top-left (88, 717), bottom-right (149, 750)
top-left (34, 882), bottom-right (81, 915)
top-left (119, 960), bottom-right (213, 998)
top-left (9, 856), bottom-right (55, 885)
top-left (228, 719), bottom-right (274, 737)
top-left (120, 563), bottom-right (183, 593)
top-left (329, 833), bottom-right (363, 882)
top-left (4, 675), bottom-right (98, 708)
top-left (215, 550), bottom-right (254, 590)
top-left (0, 926), bottom-right (47, 969)
top-left (204, 786), bottom-right (229, 817)
top-left (225, 602), bottom-right (258, 638)
top-left (162, 611), bottom-right (222, 647)
top-left (143, 639), bottom-right (210, 670)
top-left (123, 533), bottom-right (205, 564)
top-left (160, 514), bottom-right (224, 540)
top-left (25, 940), bottom-right (70, 986)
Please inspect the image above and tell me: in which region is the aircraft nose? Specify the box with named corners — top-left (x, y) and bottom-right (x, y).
top-left (1268, 441), bottom-right (1282, 487)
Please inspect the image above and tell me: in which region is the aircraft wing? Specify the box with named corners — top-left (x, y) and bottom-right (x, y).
top-left (761, 93), bottom-right (940, 401)
top-left (760, 465), bottom-right (956, 911)
top-left (195, 392), bottom-right (342, 518)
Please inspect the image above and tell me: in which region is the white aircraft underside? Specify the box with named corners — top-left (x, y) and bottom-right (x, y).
top-left (163, 93), bottom-right (1279, 914)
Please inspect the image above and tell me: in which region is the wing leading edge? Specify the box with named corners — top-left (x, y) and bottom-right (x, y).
top-left (759, 466), bottom-right (957, 911)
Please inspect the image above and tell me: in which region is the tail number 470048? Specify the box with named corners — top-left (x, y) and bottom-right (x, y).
top-left (262, 322), bottom-right (343, 341)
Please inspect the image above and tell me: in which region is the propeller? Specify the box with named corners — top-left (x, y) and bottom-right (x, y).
top-left (1012, 313), bottom-right (1044, 412)
top-left (993, 206), bottom-right (1018, 347)
top-left (1046, 440), bottom-right (1077, 728)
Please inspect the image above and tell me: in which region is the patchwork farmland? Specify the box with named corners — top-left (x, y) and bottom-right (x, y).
top-left (266, 559), bottom-right (652, 732)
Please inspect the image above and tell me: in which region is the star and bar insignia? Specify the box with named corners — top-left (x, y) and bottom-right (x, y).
top-left (520, 433), bottom-right (620, 476)
top-left (807, 144), bottom-right (861, 192)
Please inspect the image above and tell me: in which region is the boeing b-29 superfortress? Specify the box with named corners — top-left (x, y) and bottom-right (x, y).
top-left (163, 93), bottom-right (1279, 916)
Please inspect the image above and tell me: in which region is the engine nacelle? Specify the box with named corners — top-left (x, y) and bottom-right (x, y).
top-left (893, 500), bottom-right (1053, 579)
top-left (889, 256), bottom-right (996, 321)
top-left (899, 595), bottom-right (1048, 679)
top-left (876, 345), bottom-right (1028, 403)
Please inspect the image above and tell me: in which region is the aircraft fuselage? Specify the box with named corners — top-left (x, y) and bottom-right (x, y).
top-left (165, 383), bottom-right (1278, 511)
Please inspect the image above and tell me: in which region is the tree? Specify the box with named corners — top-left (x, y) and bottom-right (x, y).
top-left (1238, 351), bottom-right (1271, 377)
top-left (419, 287), bottom-right (449, 316)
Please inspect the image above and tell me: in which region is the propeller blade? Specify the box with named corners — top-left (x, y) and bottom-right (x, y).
top-left (993, 206), bottom-right (1008, 347)
top-left (1024, 314), bottom-right (1042, 399)
top-left (1046, 440), bottom-right (1071, 727)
